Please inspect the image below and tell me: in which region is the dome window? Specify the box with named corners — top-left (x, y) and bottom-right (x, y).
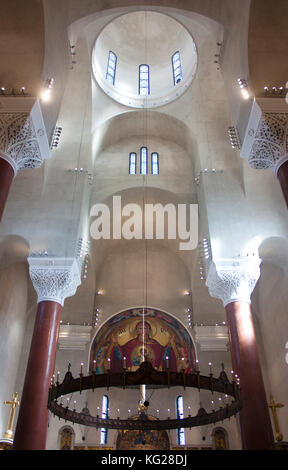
top-left (106, 51), bottom-right (117, 85)
top-left (139, 64), bottom-right (150, 95)
top-left (172, 51), bottom-right (182, 85)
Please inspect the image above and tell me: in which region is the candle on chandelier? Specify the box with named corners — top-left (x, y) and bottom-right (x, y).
top-left (128, 409), bottom-right (131, 417)
top-left (80, 363), bottom-right (84, 374)
top-left (157, 409), bottom-right (160, 418)
top-left (57, 371), bottom-right (60, 383)
top-left (107, 358), bottom-right (111, 370)
top-left (168, 408), bottom-right (171, 418)
top-left (123, 357), bottom-right (127, 369)
top-left (188, 406), bottom-right (191, 416)
top-left (196, 359), bottom-right (199, 371)
top-left (166, 356), bottom-right (169, 368)
top-left (209, 362), bottom-right (212, 374)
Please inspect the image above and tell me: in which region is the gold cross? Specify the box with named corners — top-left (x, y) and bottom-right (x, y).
top-left (268, 394), bottom-right (284, 442)
top-left (3, 393), bottom-right (20, 440)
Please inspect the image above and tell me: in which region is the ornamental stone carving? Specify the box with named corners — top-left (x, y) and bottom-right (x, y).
top-left (206, 258), bottom-right (261, 307)
top-left (248, 113), bottom-right (288, 171)
top-left (241, 99), bottom-right (288, 175)
top-left (0, 100), bottom-right (50, 175)
top-left (28, 258), bottom-right (81, 306)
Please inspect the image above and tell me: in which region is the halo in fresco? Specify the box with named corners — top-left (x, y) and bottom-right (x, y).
top-left (89, 308), bottom-right (196, 374)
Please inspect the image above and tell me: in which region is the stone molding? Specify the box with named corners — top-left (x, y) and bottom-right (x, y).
top-left (240, 98), bottom-right (288, 174)
top-left (0, 99), bottom-right (50, 175)
top-left (28, 258), bottom-right (81, 307)
top-left (194, 325), bottom-right (229, 352)
top-left (206, 258), bottom-right (261, 308)
top-left (58, 325), bottom-right (92, 350)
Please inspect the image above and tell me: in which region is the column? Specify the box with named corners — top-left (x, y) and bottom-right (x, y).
top-left (0, 101), bottom-right (50, 222)
top-left (13, 258), bottom-right (81, 450)
top-left (206, 258), bottom-right (275, 450)
top-left (241, 99), bottom-right (288, 207)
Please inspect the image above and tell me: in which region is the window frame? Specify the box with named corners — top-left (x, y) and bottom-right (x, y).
top-left (139, 64), bottom-right (150, 96)
top-left (106, 51), bottom-right (117, 85)
top-left (172, 51), bottom-right (183, 86)
top-left (140, 147), bottom-right (148, 175)
top-left (100, 395), bottom-right (110, 445)
top-left (151, 152), bottom-right (159, 175)
top-left (176, 395), bottom-right (186, 446)
top-left (129, 152), bottom-right (137, 175)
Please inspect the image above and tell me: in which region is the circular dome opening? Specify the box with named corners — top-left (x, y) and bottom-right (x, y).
top-left (92, 11), bottom-right (198, 108)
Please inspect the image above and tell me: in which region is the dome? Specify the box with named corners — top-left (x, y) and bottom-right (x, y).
top-left (92, 11), bottom-right (198, 108)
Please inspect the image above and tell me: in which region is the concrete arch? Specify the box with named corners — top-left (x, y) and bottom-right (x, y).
top-left (93, 110), bottom-right (196, 156)
top-left (0, 235), bottom-right (30, 270)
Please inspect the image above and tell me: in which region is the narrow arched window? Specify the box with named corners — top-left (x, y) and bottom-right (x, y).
top-left (151, 152), bottom-right (159, 175)
top-left (172, 51), bottom-right (182, 86)
top-left (139, 65), bottom-right (150, 95)
top-left (106, 51), bottom-right (117, 85)
top-left (140, 147), bottom-right (148, 175)
top-left (100, 395), bottom-right (110, 445)
top-left (176, 396), bottom-right (185, 445)
top-left (129, 152), bottom-right (137, 175)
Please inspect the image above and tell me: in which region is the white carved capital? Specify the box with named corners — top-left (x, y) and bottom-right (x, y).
top-left (206, 258), bottom-right (261, 307)
top-left (241, 99), bottom-right (288, 174)
top-left (28, 258), bottom-right (81, 307)
top-left (0, 100), bottom-right (50, 175)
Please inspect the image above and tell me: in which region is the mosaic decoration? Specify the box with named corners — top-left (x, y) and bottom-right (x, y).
top-left (116, 415), bottom-right (170, 451)
top-left (90, 308), bottom-right (196, 374)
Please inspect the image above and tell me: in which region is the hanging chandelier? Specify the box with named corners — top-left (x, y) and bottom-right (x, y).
top-left (48, 361), bottom-right (242, 431)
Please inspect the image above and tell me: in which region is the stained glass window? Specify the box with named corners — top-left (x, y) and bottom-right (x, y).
top-left (100, 395), bottom-right (109, 445)
top-left (106, 51), bottom-right (117, 85)
top-left (172, 51), bottom-right (182, 86)
top-left (129, 152), bottom-right (137, 175)
top-left (139, 65), bottom-right (150, 95)
top-left (140, 147), bottom-right (148, 175)
top-left (176, 396), bottom-right (185, 445)
top-left (151, 152), bottom-right (159, 175)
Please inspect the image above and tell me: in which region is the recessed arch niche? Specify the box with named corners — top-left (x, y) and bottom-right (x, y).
top-left (89, 307), bottom-right (196, 375)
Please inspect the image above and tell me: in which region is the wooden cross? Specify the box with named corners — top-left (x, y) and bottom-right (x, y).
top-left (268, 394), bottom-right (284, 442)
top-left (3, 392), bottom-right (20, 440)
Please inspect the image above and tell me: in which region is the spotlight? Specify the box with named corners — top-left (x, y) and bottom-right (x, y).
top-left (237, 78), bottom-right (250, 100)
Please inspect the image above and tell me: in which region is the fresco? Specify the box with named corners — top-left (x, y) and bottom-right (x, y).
top-left (90, 308), bottom-right (196, 374)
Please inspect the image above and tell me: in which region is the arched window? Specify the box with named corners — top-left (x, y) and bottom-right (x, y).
top-left (140, 147), bottom-right (148, 175)
top-left (59, 426), bottom-right (74, 450)
top-left (176, 396), bottom-right (185, 445)
top-left (139, 65), bottom-right (150, 95)
top-left (151, 152), bottom-right (159, 175)
top-left (172, 51), bottom-right (182, 86)
top-left (106, 51), bottom-right (117, 85)
top-left (129, 152), bottom-right (137, 175)
top-left (100, 395), bottom-right (110, 445)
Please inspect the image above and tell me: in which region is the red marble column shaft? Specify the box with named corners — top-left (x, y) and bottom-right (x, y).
top-left (0, 158), bottom-right (15, 222)
top-left (13, 301), bottom-right (62, 450)
top-left (226, 301), bottom-right (274, 450)
top-left (277, 160), bottom-right (288, 208)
